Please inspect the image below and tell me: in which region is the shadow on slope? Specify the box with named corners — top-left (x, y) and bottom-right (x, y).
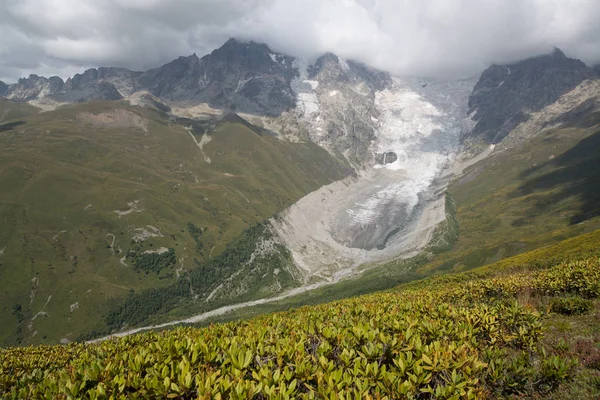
top-left (513, 129), bottom-right (600, 225)
top-left (0, 121), bottom-right (25, 132)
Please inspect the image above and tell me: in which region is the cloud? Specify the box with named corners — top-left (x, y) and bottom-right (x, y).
top-left (1, 0), bottom-right (599, 82)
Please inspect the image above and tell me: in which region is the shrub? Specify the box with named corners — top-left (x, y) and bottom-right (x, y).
top-left (550, 296), bottom-right (593, 315)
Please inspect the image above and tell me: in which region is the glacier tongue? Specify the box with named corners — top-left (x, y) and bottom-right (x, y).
top-left (273, 76), bottom-right (476, 281)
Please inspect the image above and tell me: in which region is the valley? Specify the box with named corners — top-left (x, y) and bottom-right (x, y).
top-left (0, 39), bottom-right (599, 352)
top-left (3, 0), bottom-right (600, 396)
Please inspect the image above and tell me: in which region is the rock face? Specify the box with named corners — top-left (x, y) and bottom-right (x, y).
top-left (3, 73), bottom-right (124, 104)
top-left (375, 152), bottom-right (398, 165)
top-left (467, 48), bottom-right (593, 144)
top-left (3, 41), bottom-right (597, 168)
top-left (66, 67), bottom-right (141, 97)
top-left (277, 53), bottom-right (393, 165)
top-left (2, 67), bottom-right (140, 104)
top-left (5, 74), bottom-right (64, 101)
top-left (57, 81), bottom-right (124, 103)
top-left (0, 39), bottom-right (300, 117)
top-left (0, 81), bottom-right (7, 96)
top-left (136, 39), bottom-right (298, 116)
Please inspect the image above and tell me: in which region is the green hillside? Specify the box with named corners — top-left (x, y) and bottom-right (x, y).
top-left (70, 101), bottom-right (600, 342)
top-left (0, 99), bottom-right (40, 124)
top-left (432, 111), bottom-right (600, 273)
top-left (0, 100), bottom-right (350, 347)
top-left (2, 231), bottom-right (599, 399)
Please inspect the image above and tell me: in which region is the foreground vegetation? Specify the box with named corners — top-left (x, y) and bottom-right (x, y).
top-left (2, 247), bottom-right (599, 398)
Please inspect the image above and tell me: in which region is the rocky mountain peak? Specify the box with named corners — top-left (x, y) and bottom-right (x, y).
top-left (134, 53), bottom-right (203, 100)
top-left (65, 68), bottom-right (99, 88)
top-left (307, 53), bottom-right (391, 92)
top-left (5, 74), bottom-right (65, 101)
top-left (19, 74), bottom-right (64, 88)
top-left (3, 67), bottom-right (131, 104)
top-left (0, 80), bottom-right (7, 96)
top-left (211, 38), bottom-right (272, 59)
top-left (551, 47), bottom-right (567, 59)
top-left (67, 67), bottom-right (141, 96)
top-left (288, 52), bottom-right (393, 166)
top-left (132, 38), bottom-right (298, 115)
top-left (203, 38), bottom-right (296, 79)
top-left (308, 53), bottom-right (349, 83)
top-left (346, 60), bottom-right (392, 92)
top-left (466, 47), bottom-right (593, 144)
top-left (161, 54), bottom-right (202, 77)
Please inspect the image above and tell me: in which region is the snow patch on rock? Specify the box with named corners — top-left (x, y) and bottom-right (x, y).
top-left (186, 127), bottom-right (212, 163)
top-left (338, 58), bottom-right (350, 72)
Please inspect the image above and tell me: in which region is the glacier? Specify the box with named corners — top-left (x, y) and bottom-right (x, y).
top-left (272, 76), bottom-right (477, 281)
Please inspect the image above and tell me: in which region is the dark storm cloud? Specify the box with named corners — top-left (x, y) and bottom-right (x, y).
top-left (1, 0), bottom-right (600, 82)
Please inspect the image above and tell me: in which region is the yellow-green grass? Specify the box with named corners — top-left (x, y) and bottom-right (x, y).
top-left (178, 226), bottom-right (600, 333)
top-left (2, 243), bottom-right (599, 399)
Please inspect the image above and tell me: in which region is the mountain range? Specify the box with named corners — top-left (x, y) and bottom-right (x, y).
top-left (1, 38), bottom-right (600, 346)
top-left (2, 40), bottom-right (598, 160)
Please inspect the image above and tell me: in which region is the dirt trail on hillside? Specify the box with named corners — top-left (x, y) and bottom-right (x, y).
top-left (89, 280), bottom-right (337, 342)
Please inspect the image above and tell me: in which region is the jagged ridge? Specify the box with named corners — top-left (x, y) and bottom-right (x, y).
top-left (467, 48), bottom-right (594, 144)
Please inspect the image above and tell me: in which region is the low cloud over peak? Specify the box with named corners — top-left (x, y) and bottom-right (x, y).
top-left (1, 0), bottom-right (599, 82)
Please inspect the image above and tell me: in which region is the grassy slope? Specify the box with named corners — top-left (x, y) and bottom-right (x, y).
top-left (2, 232), bottom-right (599, 398)
top-left (0, 100), bottom-right (349, 346)
top-left (427, 115), bottom-right (600, 274)
top-left (0, 100), bottom-right (40, 124)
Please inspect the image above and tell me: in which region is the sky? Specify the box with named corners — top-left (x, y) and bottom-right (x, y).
top-left (1, 0), bottom-right (600, 82)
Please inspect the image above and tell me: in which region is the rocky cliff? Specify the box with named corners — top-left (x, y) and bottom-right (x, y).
top-left (137, 39), bottom-right (298, 116)
top-left (0, 39), bottom-right (394, 167)
top-left (281, 53), bottom-right (393, 165)
top-left (0, 80), bottom-right (8, 96)
top-left (66, 67), bottom-right (141, 97)
top-left (466, 48), bottom-right (593, 144)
